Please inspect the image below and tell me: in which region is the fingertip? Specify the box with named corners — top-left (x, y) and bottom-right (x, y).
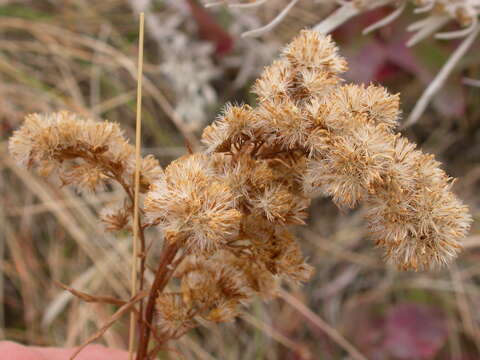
top-left (0, 341), bottom-right (43, 360)
top-left (70, 344), bottom-right (129, 360)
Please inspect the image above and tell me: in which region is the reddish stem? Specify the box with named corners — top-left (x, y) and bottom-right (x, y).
top-left (135, 242), bottom-right (179, 360)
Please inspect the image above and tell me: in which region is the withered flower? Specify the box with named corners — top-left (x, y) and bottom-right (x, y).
top-left (8, 30), bottom-right (472, 352)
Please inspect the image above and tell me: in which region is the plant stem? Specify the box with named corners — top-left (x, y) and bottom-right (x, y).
top-left (137, 223), bottom-right (146, 325)
top-left (135, 242), bottom-right (179, 360)
top-left (114, 175), bottom-right (147, 330)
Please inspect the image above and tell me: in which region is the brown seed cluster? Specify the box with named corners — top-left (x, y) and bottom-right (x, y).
top-left (8, 111), bottom-right (163, 195)
top-left (8, 30), bottom-right (472, 342)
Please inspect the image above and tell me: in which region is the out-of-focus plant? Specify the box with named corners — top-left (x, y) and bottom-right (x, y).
top-left (205, 0), bottom-right (480, 125)
top-left (127, 0), bottom-right (221, 133)
top-left (126, 0), bottom-right (282, 134)
top-left (7, 30), bottom-right (472, 359)
top-left (207, 1), bottom-right (479, 40)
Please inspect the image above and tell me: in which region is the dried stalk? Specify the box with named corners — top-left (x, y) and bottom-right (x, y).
top-left (129, 12), bottom-right (145, 359)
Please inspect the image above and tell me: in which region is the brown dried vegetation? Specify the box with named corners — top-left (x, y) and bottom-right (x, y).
top-left (8, 30), bottom-right (472, 358)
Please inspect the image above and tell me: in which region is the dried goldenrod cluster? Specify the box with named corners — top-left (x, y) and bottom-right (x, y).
top-left (8, 111), bottom-right (163, 195)
top-left (8, 30), bottom-right (472, 350)
top-left (192, 30), bottom-right (470, 271)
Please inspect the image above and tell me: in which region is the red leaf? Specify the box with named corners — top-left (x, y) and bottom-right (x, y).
top-left (186, 0), bottom-right (234, 56)
top-left (345, 41), bottom-right (388, 83)
top-left (384, 303), bottom-right (447, 359)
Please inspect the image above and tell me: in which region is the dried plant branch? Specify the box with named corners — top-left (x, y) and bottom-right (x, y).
top-left (228, 0), bottom-right (269, 8)
top-left (242, 312), bottom-right (313, 358)
top-left (363, 2), bottom-right (407, 34)
top-left (54, 281), bottom-right (126, 306)
top-left (463, 77), bottom-right (480, 87)
top-left (68, 291), bottom-right (148, 360)
top-left (241, 0), bottom-right (300, 38)
top-left (405, 23), bottom-right (480, 126)
top-left (136, 243), bottom-right (180, 360)
top-left (279, 289), bottom-right (367, 360)
top-left (8, 29), bottom-right (472, 359)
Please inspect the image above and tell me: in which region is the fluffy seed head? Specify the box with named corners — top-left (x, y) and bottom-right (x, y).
top-left (201, 104), bottom-right (257, 152)
top-left (283, 30), bottom-right (348, 75)
top-left (144, 154), bottom-right (242, 252)
top-left (304, 123), bottom-right (394, 208)
top-left (8, 111), bottom-right (163, 192)
top-left (9, 30), bottom-right (473, 343)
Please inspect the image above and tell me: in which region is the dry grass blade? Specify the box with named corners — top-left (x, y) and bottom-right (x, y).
top-left (463, 77), bottom-right (480, 87)
top-left (242, 0), bottom-right (300, 38)
top-left (129, 12), bottom-right (145, 360)
top-left (405, 23), bottom-right (480, 127)
top-left (314, 2), bottom-right (360, 34)
top-left (43, 266), bottom-right (97, 328)
top-left (449, 264), bottom-right (480, 353)
top-left (148, 343), bottom-right (187, 360)
top-left (54, 280), bottom-right (125, 306)
top-left (177, 336), bottom-right (217, 360)
top-left (0, 200), bottom-right (6, 337)
top-left (0, 17), bottom-right (199, 147)
top-left (4, 157), bottom-right (127, 296)
top-left (279, 289), bottom-right (367, 360)
top-left (68, 291), bottom-right (148, 360)
top-left (242, 312), bottom-right (312, 359)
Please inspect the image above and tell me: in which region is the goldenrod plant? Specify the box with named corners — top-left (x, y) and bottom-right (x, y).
top-left (8, 30), bottom-right (472, 359)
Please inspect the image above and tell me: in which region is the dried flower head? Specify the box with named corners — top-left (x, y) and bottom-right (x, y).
top-left (8, 111), bottom-right (163, 193)
top-left (8, 29), bottom-right (472, 352)
top-left (282, 30), bottom-right (348, 74)
top-left (156, 293), bottom-right (197, 339)
top-left (144, 154), bottom-right (242, 252)
top-left (198, 29), bottom-right (470, 271)
top-left (99, 201), bottom-right (131, 232)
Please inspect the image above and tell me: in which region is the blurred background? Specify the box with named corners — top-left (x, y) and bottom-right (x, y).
top-left (0, 1), bottom-right (479, 359)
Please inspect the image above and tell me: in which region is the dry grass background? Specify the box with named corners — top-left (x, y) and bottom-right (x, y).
top-left (1, 1), bottom-right (479, 359)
